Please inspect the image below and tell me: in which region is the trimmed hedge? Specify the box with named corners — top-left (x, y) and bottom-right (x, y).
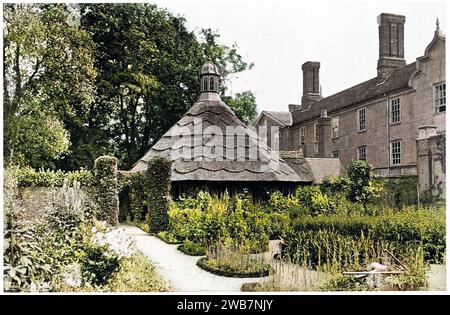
top-left (94, 156), bottom-right (119, 226)
top-left (16, 167), bottom-right (94, 187)
top-left (196, 257), bottom-right (271, 278)
top-left (177, 242), bottom-right (206, 256)
top-left (146, 156), bottom-right (172, 233)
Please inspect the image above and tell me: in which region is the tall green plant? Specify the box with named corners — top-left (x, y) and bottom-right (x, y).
top-left (146, 156), bottom-right (172, 233)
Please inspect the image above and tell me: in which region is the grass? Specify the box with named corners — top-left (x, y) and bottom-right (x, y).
top-left (241, 260), bottom-right (330, 291)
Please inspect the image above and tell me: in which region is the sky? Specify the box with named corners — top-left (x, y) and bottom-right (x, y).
top-left (149, 0), bottom-right (446, 114)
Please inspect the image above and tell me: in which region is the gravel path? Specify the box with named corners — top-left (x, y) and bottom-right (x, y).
top-left (121, 224), bottom-right (266, 292)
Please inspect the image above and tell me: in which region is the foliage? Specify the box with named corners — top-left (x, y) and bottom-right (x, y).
top-left (105, 252), bottom-right (168, 292)
top-left (5, 110), bottom-right (70, 169)
top-left (94, 156), bottom-right (119, 226)
top-left (80, 4), bottom-right (255, 168)
top-left (222, 91), bottom-right (257, 125)
top-left (146, 156), bottom-right (172, 233)
top-left (290, 206), bottom-right (445, 263)
top-left (156, 231), bottom-right (180, 244)
top-left (3, 4), bottom-right (97, 170)
top-left (16, 167), bottom-right (94, 187)
top-left (346, 160), bottom-right (381, 212)
top-left (168, 192), bottom-right (271, 253)
top-left (197, 242), bottom-right (271, 278)
top-left (295, 186), bottom-right (334, 216)
top-left (375, 177), bottom-right (418, 208)
top-left (128, 172), bottom-right (147, 221)
top-left (178, 240), bottom-right (206, 256)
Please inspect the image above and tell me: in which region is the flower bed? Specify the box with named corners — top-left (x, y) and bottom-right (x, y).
top-left (196, 257), bottom-right (271, 278)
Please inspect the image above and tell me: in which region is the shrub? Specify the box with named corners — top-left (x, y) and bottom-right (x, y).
top-left (178, 240), bottom-right (206, 256)
top-left (106, 252), bottom-right (168, 292)
top-left (346, 160), bottom-right (381, 212)
top-left (156, 231), bottom-right (180, 244)
top-left (295, 186), bottom-right (334, 216)
top-left (198, 242), bottom-right (271, 278)
top-left (375, 177), bottom-right (418, 208)
top-left (94, 156), bottom-right (119, 226)
top-left (168, 192), bottom-right (271, 253)
top-left (16, 167), bottom-right (94, 187)
top-left (146, 156), bottom-right (172, 233)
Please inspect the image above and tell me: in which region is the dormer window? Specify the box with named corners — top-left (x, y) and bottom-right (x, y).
top-left (203, 77), bottom-right (208, 91)
top-left (210, 77), bottom-right (214, 90)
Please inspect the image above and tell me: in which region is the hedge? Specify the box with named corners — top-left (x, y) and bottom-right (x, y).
top-left (16, 167), bottom-right (94, 187)
top-left (196, 257), bottom-right (271, 278)
top-left (94, 156), bottom-right (119, 226)
top-left (146, 156), bottom-right (172, 233)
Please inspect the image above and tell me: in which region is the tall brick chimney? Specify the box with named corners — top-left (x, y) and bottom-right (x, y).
top-left (377, 13), bottom-right (406, 78)
top-left (301, 61), bottom-right (323, 106)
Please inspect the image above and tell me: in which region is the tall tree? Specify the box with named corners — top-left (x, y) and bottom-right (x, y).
top-left (3, 4), bottom-right (96, 169)
top-left (80, 3), bottom-right (256, 169)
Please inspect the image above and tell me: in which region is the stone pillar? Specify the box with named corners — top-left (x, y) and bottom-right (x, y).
top-left (416, 126), bottom-right (437, 197)
top-left (318, 114), bottom-right (331, 158)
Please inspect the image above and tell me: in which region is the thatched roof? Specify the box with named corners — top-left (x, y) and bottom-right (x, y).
top-left (131, 63), bottom-right (304, 183)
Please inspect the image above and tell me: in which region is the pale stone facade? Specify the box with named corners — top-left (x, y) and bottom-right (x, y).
top-left (268, 14), bottom-right (446, 185)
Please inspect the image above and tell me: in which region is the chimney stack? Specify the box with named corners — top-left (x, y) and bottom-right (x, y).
top-left (377, 13), bottom-right (406, 78)
top-left (301, 61), bottom-right (323, 106)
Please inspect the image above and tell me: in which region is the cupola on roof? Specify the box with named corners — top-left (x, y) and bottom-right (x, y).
top-left (201, 61), bottom-right (220, 76)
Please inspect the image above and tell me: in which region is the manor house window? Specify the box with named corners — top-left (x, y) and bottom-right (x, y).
top-left (434, 82), bottom-right (446, 113)
top-left (390, 98), bottom-right (401, 123)
top-left (357, 107), bottom-right (366, 131)
top-left (391, 140), bottom-right (401, 165)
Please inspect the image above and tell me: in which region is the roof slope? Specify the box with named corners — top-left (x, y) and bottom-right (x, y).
top-left (255, 111), bottom-right (292, 127)
top-left (292, 62), bottom-right (417, 124)
top-left (131, 99), bottom-right (304, 182)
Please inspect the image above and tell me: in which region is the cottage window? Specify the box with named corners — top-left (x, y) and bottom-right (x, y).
top-left (358, 146), bottom-right (366, 161)
top-left (300, 126), bottom-right (306, 145)
top-left (332, 151), bottom-right (339, 158)
top-left (390, 98), bottom-right (401, 123)
top-left (391, 140), bottom-right (401, 165)
top-left (357, 108), bottom-right (366, 131)
top-left (434, 82), bottom-right (446, 113)
top-left (331, 116), bottom-right (339, 138)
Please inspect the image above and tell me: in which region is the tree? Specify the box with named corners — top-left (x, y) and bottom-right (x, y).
top-left (80, 4), bottom-right (256, 169)
top-left (3, 4), bottom-right (96, 169)
top-left (346, 160), bottom-right (381, 213)
top-left (222, 91), bottom-right (257, 125)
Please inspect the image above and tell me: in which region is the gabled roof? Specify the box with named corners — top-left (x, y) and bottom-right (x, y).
top-left (291, 62), bottom-right (417, 125)
top-left (131, 98), bottom-right (304, 182)
top-left (280, 151), bottom-right (341, 183)
top-left (254, 110), bottom-right (292, 127)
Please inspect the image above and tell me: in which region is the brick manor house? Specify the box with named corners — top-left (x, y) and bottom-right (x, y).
top-left (255, 13), bottom-right (446, 194)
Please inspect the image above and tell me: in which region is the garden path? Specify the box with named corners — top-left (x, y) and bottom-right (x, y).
top-left (121, 224), bottom-right (267, 292)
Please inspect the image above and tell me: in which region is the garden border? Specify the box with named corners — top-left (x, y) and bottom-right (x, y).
top-left (196, 257), bottom-right (272, 278)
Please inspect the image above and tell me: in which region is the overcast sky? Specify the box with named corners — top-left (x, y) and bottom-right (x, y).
top-left (150, 0), bottom-right (446, 114)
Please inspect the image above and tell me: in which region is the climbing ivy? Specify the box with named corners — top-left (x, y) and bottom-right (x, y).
top-left (94, 156), bottom-right (119, 226)
top-left (146, 157), bottom-right (172, 233)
